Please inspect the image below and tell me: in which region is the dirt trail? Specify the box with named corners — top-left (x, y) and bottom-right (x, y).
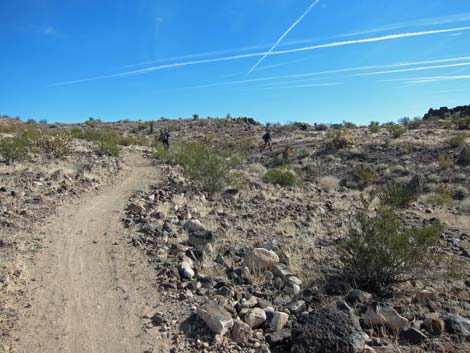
top-left (8, 153), bottom-right (169, 353)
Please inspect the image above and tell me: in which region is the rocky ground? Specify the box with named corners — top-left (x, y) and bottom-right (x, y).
top-left (123, 111), bottom-right (470, 352)
top-left (1, 109), bottom-right (470, 352)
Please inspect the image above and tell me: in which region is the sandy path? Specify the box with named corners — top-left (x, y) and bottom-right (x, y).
top-left (9, 153), bottom-right (168, 353)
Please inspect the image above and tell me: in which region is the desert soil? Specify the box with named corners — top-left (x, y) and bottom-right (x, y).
top-left (6, 153), bottom-right (170, 353)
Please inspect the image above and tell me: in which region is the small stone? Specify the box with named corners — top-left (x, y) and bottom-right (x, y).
top-left (364, 302), bottom-right (409, 332)
top-left (266, 330), bottom-right (290, 347)
top-left (423, 314), bottom-right (444, 336)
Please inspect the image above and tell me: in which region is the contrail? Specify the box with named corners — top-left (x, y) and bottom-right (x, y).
top-left (381, 75), bottom-right (470, 82)
top-left (351, 62), bottom-right (470, 76)
top-left (50, 25), bottom-right (470, 87)
top-left (259, 82), bottom-right (343, 90)
top-left (184, 55), bottom-right (470, 90)
top-left (245, 0), bottom-right (321, 76)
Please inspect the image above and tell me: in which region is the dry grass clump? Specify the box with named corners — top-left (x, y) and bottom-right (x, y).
top-left (318, 176), bottom-right (339, 192)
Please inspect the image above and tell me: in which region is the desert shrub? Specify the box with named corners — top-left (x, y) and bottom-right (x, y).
top-left (369, 122), bottom-right (380, 134)
top-left (325, 129), bottom-right (353, 149)
top-left (264, 166), bottom-right (302, 187)
top-left (453, 186), bottom-right (469, 201)
top-left (387, 124), bottom-right (406, 138)
top-left (37, 132), bottom-right (73, 158)
top-left (427, 184), bottom-right (453, 205)
top-left (0, 135), bottom-right (32, 164)
top-left (447, 133), bottom-right (467, 148)
top-left (314, 123), bottom-right (328, 131)
top-left (353, 164), bottom-right (377, 189)
top-left (438, 154), bottom-right (452, 169)
top-left (379, 182), bottom-right (418, 208)
top-left (85, 117), bottom-right (102, 127)
top-left (456, 116), bottom-right (470, 130)
top-left (173, 142), bottom-right (240, 193)
top-left (342, 121), bottom-right (356, 129)
top-left (458, 145), bottom-right (470, 166)
top-left (339, 207), bottom-right (445, 292)
top-left (95, 132), bottom-right (120, 157)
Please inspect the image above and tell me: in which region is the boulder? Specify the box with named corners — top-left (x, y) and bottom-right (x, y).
top-left (243, 248), bottom-right (279, 270)
top-left (291, 307), bottom-right (366, 353)
top-left (197, 300), bottom-right (234, 335)
top-left (269, 311), bottom-right (289, 331)
top-left (243, 307), bottom-right (266, 329)
top-left (444, 315), bottom-right (470, 338)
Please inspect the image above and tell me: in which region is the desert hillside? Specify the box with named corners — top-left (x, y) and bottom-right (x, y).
top-left (1, 108), bottom-right (470, 353)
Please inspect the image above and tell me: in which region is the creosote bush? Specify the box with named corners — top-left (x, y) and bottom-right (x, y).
top-left (379, 182), bottom-right (419, 208)
top-left (387, 124), bottom-right (406, 138)
top-left (325, 129), bottom-right (353, 150)
top-left (173, 142), bottom-right (240, 193)
top-left (264, 166), bottom-right (302, 187)
top-left (353, 164), bottom-right (377, 189)
top-left (339, 207), bottom-right (445, 293)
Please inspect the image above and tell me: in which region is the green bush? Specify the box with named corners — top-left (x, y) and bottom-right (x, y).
top-left (0, 135), bottom-right (32, 164)
top-left (339, 207), bottom-right (445, 292)
top-left (378, 182), bottom-right (418, 208)
top-left (173, 142), bottom-right (240, 193)
top-left (325, 129), bottom-right (353, 149)
top-left (0, 129), bottom-right (40, 164)
top-left (438, 154), bottom-right (452, 169)
top-left (264, 166), bottom-right (302, 187)
top-left (353, 164), bottom-right (377, 189)
top-left (387, 124), bottom-right (406, 138)
top-left (369, 122), bottom-right (380, 134)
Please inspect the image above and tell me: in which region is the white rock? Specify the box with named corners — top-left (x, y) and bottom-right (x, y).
top-left (243, 248), bottom-right (279, 270)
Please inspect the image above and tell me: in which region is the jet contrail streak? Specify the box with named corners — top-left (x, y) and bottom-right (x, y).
top-left (351, 62), bottom-right (470, 76)
top-left (245, 0), bottom-right (321, 76)
top-left (50, 25), bottom-right (470, 87)
top-left (184, 55), bottom-right (470, 90)
top-left (260, 82), bottom-right (343, 89)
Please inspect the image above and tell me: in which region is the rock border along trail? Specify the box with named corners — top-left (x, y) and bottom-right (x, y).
top-left (8, 153), bottom-right (170, 353)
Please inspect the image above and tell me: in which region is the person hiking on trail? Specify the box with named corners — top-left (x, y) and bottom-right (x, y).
top-left (262, 129), bottom-right (273, 151)
top-left (158, 128), bottom-right (170, 149)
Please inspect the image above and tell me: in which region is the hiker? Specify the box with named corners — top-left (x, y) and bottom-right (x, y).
top-left (262, 129), bottom-right (273, 151)
top-left (158, 128), bottom-right (170, 150)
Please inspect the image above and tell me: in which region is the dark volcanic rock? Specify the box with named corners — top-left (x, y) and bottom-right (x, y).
top-left (290, 307), bottom-right (366, 353)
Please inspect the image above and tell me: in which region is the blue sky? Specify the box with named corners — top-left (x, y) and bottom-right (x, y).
top-left (1, 0), bottom-right (469, 124)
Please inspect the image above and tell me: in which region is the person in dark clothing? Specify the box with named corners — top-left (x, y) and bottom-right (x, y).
top-left (158, 128), bottom-right (170, 149)
top-left (262, 129), bottom-right (273, 151)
